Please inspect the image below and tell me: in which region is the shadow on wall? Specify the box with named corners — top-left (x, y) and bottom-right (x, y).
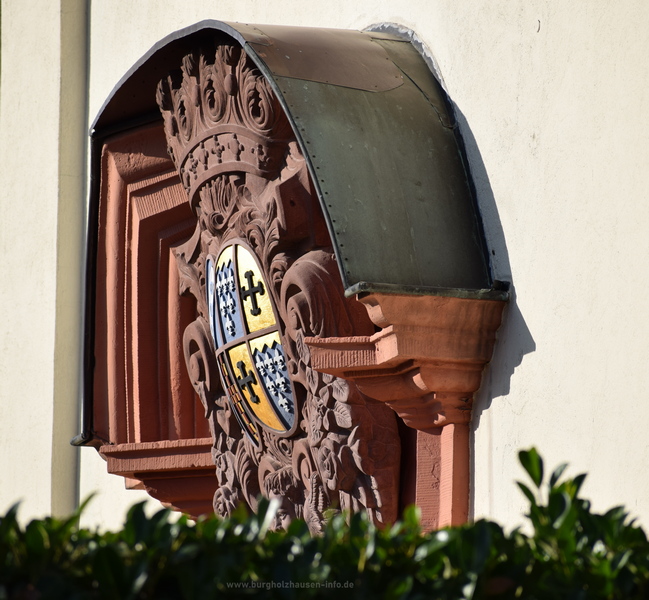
top-left (453, 104), bottom-right (537, 515)
top-left (454, 103), bottom-right (537, 416)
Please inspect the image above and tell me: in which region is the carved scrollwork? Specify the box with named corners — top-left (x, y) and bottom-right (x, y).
top-left (182, 317), bottom-right (219, 420)
top-left (158, 40), bottom-right (400, 532)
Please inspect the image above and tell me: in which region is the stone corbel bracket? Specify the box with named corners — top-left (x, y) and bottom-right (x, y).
top-left (306, 292), bottom-right (506, 530)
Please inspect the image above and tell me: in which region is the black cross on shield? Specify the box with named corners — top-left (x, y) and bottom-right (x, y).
top-left (241, 270), bottom-right (265, 316)
top-left (236, 360), bottom-right (260, 404)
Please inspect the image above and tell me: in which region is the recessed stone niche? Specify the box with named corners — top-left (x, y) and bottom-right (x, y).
top-left (81, 21), bottom-right (507, 530)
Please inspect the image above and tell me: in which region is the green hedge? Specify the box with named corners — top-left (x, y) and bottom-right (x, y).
top-left (2, 449), bottom-right (648, 599)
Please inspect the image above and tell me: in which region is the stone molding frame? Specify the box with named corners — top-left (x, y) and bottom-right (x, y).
top-left (82, 21), bottom-right (508, 531)
top-left (91, 124), bottom-right (215, 516)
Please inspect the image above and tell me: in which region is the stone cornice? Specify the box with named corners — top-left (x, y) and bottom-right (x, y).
top-left (306, 293), bottom-right (506, 430)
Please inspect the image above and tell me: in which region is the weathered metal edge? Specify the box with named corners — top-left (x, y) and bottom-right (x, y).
top-left (348, 281), bottom-right (510, 301)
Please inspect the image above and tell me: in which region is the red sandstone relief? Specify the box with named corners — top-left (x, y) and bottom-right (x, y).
top-left (93, 124), bottom-right (215, 516)
top-left (156, 43), bottom-right (401, 531)
top-left (92, 31), bottom-right (506, 531)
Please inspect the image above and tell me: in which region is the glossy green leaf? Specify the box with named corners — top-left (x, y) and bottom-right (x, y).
top-left (24, 521), bottom-right (47, 555)
top-left (517, 481), bottom-right (537, 505)
top-left (519, 448), bottom-right (544, 487)
top-left (385, 575), bottom-right (413, 598)
top-left (612, 549), bottom-right (632, 572)
top-left (549, 490), bottom-right (571, 529)
top-left (470, 520), bottom-right (493, 571)
top-left (549, 462), bottom-right (568, 488)
top-left (571, 473), bottom-right (588, 498)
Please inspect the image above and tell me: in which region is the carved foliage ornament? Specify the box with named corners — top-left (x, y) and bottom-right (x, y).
top-left (156, 41), bottom-right (400, 531)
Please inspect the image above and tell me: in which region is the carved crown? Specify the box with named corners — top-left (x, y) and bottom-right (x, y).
top-left (156, 44), bottom-right (293, 212)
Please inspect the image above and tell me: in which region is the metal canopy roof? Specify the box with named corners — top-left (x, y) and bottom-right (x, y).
top-left (91, 20), bottom-right (504, 299)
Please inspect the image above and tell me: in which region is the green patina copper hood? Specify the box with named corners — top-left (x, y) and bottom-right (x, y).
top-left (92, 20), bottom-right (504, 300)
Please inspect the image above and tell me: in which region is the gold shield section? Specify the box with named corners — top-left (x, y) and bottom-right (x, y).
top-left (249, 331), bottom-right (281, 353)
top-left (236, 245), bottom-right (275, 333)
top-left (217, 245), bottom-right (234, 269)
top-left (227, 342), bottom-right (285, 432)
top-left (250, 331), bottom-right (294, 429)
top-left (217, 354), bottom-right (260, 445)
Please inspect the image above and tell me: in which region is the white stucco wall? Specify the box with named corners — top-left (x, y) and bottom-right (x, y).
top-left (2, 0), bottom-right (649, 530)
top-left (0, 0), bottom-right (65, 520)
top-left (0, 0), bottom-right (153, 527)
top-left (462, 3), bottom-right (649, 525)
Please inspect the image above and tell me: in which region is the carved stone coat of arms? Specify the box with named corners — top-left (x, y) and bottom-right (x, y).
top-left (155, 41), bottom-right (400, 532)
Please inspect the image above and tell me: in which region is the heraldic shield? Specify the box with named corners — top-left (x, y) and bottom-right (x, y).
top-left (206, 243), bottom-right (295, 444)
